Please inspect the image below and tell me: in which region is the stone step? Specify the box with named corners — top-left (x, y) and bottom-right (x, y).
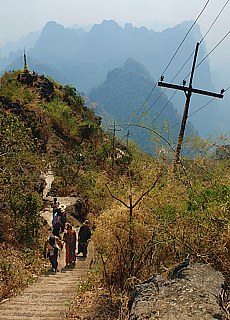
top-left (0, 317), bottom-right (60, 320)
top-left (24, 284), bottom-right (78, 290)
top-left (0, 304), bottom-right (69, 311)
top-left (3, 296), bottom-right (72, 304)
top-left (0, 194), bottom-right (94, 320)
top-left (0, 309), bottom-right (67, 316)
top-left (0, 301), bottom-right (71, 307)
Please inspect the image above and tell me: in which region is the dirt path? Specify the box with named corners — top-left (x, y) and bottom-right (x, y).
top-left (0, 173), bottom-right (94, 320)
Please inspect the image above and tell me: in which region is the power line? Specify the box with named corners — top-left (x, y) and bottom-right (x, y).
top-left (189, 97), bottom-right (216, 118)
top-left (168, 29), bottom-right (230, 128)
top-left (151, 30), bottom-right (230, 127)
top-left (118, 123), bottom-right (230, 196)
top-left (197, 30), bottom-right (230, 69)
top-left (224, 85), bottom-right (230, 92)
top-left (171, 85), bottom-right (230, 129)
top-left (170, 97), bottom-right (216, 130)
top-left (136, 0), bottom-right (229, 126)
top-left (151, 90), bottom-right (178, 125)
top-left (148, 1), bottom-right (230, 125)
top-left (129, 2), bottom-right (230, 139)
top-left (158, 42), bottom-right (224, 170)
top-left (200, 0), bottom-right (230, 44)
top-left (160, 0), bottom-right (210, 77)
top-left (108, 122), bottom-right (121, 168)
top-left (187, 85), bottom-right (230, 119)
top-left (168, 0), bottom-right (230, 85)
top-left (129, 83), bottom-right (158, 125)
top-left (182, 29), bottom-right (230, 83)
top-left (135, 87), bottom-right (168, 124)
top-left (149, 54), bottom-right (194, 126)
top-left (128, 0), bottom-right (211, 126)
top-left (171, 0), bottom-right (229, 86)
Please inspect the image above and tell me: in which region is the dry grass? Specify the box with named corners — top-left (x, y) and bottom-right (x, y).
top-left (0, 219), bottom-right (50, 302)
top-left (0, 243), bottom-right (46, 301)
top-left (92, 157), bottom-right (230, 294)
top-left (66, 288), bottom-right (120, 320)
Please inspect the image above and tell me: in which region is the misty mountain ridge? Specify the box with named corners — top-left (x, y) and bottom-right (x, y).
top-left (89, 57), bottom-right (197, 154)
top-left (1, 31), bottom-right (40, 59)
top-left (1, 19), bottom-right (207, 91)
top-left (0, 19), bottom-right (228, 138)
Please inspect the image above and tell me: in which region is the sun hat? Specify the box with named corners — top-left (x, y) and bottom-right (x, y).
top-left (83, 220), bottom-right (90, 226)
top-left (59, 204), bottom-right (66, 212)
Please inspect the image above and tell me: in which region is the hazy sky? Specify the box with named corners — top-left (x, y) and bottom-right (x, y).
top-left (0, 0), bottom-right (229, 66)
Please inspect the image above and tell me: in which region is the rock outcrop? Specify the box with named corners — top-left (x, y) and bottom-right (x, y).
top-left (129, 263), bottom-right (228, 320)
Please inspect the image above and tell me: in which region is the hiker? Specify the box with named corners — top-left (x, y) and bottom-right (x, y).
top-left (59, 204), bottom-right (67, 233)
top-left (44, 234), bottom-right (63, 272)
top-left (77, 220), bottom-right (92, 258)
top-left (75, 198), bottom-right (83, 213)
top-left (74, 196), bottom-right (90, 222)
top-left (63, 224), bottom-right (76, 266)
top-left (52, 211), bottom-right (61, 237)
top-left (51, 197), bottom-right (60, 217)
top-left (84, 197), bottom-right (90, 214)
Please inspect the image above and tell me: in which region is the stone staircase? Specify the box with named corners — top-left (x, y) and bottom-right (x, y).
top-left (0, 196), bottom-right (93, 320)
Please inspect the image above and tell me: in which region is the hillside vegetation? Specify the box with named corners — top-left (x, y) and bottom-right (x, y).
top-left (0, 70), bottom-right (229, 316)
top-left (89, 58), bottom-right (197, 154)
top-left (0, 69), bottom-right (126, 300)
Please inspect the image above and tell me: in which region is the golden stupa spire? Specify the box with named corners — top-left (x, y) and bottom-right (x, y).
top-left (23, 48), bottom-right (30, 74)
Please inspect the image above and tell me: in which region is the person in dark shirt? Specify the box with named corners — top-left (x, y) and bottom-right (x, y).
top-left (51, 197), bottom-right (60, 217)
top-left (77, 220), bottom-right (91, 258)
top-left (44, 234), bottom-right (63, 272)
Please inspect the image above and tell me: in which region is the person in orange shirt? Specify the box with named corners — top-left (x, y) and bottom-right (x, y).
top-left (63, 225), bottom-right (76, 267)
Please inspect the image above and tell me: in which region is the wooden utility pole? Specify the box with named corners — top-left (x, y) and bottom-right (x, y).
top-left (125, 130), bottom-right (130, 148)
top-left (108, 122), bottom-right (121, 168)
top-left (158, 42), bottom-right (224, 171)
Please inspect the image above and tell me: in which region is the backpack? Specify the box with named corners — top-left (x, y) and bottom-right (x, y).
top-left (49, 235), bottom-right (55, 246)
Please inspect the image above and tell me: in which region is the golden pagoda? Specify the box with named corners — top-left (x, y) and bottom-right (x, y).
top-left (23, 48), bottom-right (30, 74)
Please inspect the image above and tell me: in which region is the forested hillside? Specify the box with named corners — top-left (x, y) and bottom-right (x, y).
top-left (0, 69), bottom-right (229, 318)
top-left (89, 58), bottom-right (197, 154)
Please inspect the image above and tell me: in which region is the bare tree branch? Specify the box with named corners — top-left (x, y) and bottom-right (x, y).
top-left (132, 173), bottom-right (162, 209)
top-left (106, 173), bottom-right (162, 210)
top-left (105, 184), bottom-right (130, 208)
